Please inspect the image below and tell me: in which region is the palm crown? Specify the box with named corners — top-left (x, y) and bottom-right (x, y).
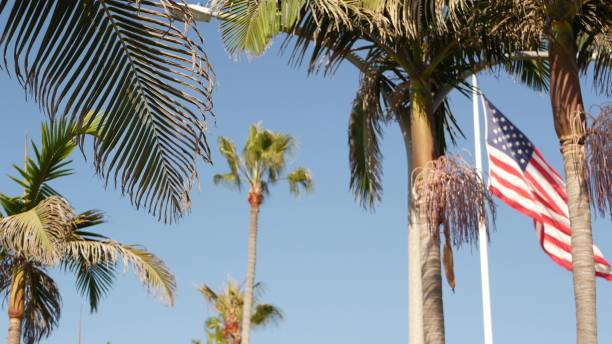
top-left (0, 118), bottom-right (176, 344)
top-left (214, 124), bottom-right (313, 203)
top-left (197, 279), bottom-right (282, 344)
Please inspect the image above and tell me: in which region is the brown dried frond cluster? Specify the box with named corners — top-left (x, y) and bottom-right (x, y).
top-left (584, 105), bottom-right (612, 216)
top-left (412, 155), bottom-right (495, 247)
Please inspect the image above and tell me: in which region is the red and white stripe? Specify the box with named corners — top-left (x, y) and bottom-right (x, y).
top-left (487, 145), bottom-right (612, 280)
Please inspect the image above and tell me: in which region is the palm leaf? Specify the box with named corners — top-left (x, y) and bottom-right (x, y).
top-left (215, 136), bottom-right (242, 189)
top-left (0, 196), bottom-right (74, 265)
top-left (64, 239), bottom-right (176, 306)
top-left (21, 264), bottom-right (61, 344)
top-left (0, 0), bottom-right (215, 223)
top-left (63, 210), bottom-right (115, 312)
top-left (216, 0), bottom-right (303, 57)
top-left (67, 257), bottom-right (115, 313)
top-left (250, 303), bottom-right (283, 327)
top-left (12, 117), bottom-right (99, 206)
top-left (348, 91), bottom-right (383, 209)
top-left (197, 284), bottom-right (219, 304)
top-left (286, 168), bottom-right (313, 195)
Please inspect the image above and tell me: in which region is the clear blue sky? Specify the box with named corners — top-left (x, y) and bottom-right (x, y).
top-left (0, 16), bottom-right (610, 344)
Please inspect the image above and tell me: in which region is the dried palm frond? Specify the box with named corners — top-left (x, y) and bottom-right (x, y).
top-left (442, 221), bottom-right (456, 291)
top-left (411, 155), bottom-right (495, 247)
top-left (584, 105), bottom-right (612, 216)
top-left (0, 196), bottom-right (74, 265)
top-left (63, 239), bottom-right (175, 306)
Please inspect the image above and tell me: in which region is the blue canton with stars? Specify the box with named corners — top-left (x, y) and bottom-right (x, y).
top-left (485, 97), bottom-right (535, 171)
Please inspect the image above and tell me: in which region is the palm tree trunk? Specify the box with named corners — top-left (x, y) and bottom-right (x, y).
top-left (421, 227), bottom-right (444, 344)
top-left (7, 270), bottom-right (24, 344)
top-left (398, 109), bottom-right (424, 344)
top-left (7, 318), bottom-right (22, 344)
top-left (241, 193), bottom-right (261, 344)
top-left (409, 89), bottom-right (445, 344)
top-left (549, 19), bottom-right (597, 344)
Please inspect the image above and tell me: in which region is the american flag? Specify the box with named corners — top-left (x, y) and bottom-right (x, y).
top-left (483, 97), bottom-right (612, 280)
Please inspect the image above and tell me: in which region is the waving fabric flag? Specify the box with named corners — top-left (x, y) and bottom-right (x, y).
top-left (483, 97), bottom-right (612, 280)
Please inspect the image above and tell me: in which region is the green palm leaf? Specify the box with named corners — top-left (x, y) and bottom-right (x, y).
top-left (250, 304), bottom-right (283, 327)
top-left (348, 90), bottom-right (383, 209)
top-left (0, 0), bottom-right (215, 223)
top-left (12, 117), bottom-right (99, 206)
top-left (21, 264), bottom-right (62, 344)
top-left (286, 168), bottom-right (313, 195)
top-left (63, 210), bottom-right (114, 312)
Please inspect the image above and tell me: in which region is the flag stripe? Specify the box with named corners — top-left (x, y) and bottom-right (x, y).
top-left (489, 184), bottom-right (571, 235)
top-left (536, 222), bottom-right (612, 280)
top-left (533, 149), bottom-right (565, 184)
top-left (531, 151), bottom-right (568, 202)
top-left (524, 168), bottom-right (568, 216)
top-left (489, 169), bottom-right (570, 228)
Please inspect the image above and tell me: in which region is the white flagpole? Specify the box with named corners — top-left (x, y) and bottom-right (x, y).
top-left (472, 74), bottom-right (493, 344)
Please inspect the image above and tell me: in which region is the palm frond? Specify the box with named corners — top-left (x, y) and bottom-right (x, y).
top-left (62, 210), bottom-right (114, 313)
top-left (348, 91), bottom-right (383, 209)
top-left (584, 105), bottom-right (612, 216)
top-left (0, 0), bottom-right (215, 223)
top-left (250, 303), bottom-right (283, 327)
top-left (216, 0), bottom-right (303, 57)
top-left (67, 258), bottom-right (115, 314)
top-left (12, 118), bottom-right (98, 206)
top-left (204, 316), bottom-right (228, 344)
top-left (286, 168), bottom-right (313, 195)
top-left (22, 264), bottom-right (61, 344)
top-left (71, 210), bottom-right (106, 230)
top-left (213, 173), bottom-right (241, 190)
top-left (584, 32), bottom-right (612, 96)
top-left (197, 284), bottom-right (219, 304)
top-left (501, 56), bottom-right (550, 92)
top-left (0, 196), bottom-right (74, 265)
top-left (215, 136), bottom-right (242, 189)
top-left (63, 239), bottom-right (175, 306)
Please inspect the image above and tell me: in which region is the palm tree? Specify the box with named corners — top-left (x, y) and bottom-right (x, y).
top-left (213, 124), bottom-right (311, 344)
top-left (0, 118), bottom-right (176, 344)
top-left (206, 2), bottom-right (503, 343)
top-left (0, 0), bottom-right (215, 223)
top-left (197, 278), bottom-right (283, 344)
top-left (492, 1), bottom-right (611, 342)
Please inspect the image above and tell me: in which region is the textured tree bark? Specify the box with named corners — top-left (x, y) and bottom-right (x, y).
top-left (7, 270), bottom-right (24, 344)
top-left (562, 143), bottom-right (597, 344)
top-left (241, 192), bottom-right (261, 344)
top-left (409, 89), bottom-right (445, 344)
top-left (7, 318), bottom-right (22, 344)
top-left (421, 228), bottom-right (444, 344)
top-left (549, 19), bottom-right (597, 344)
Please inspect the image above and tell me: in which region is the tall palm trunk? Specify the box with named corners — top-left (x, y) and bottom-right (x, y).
top-left (409, 89), bottom-right (445, 344)
top-left (549, 19), bottom-right (597, 344)
top-left (399, 109), bottom-right (423, 344)
top-left (7, 269), bottom-right (24, 344)
top-left (241, 191), bottom-right (261, 344)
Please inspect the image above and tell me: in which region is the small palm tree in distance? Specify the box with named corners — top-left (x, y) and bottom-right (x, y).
top-left (213, 123), bottom-right (311, 344)
top-left (198, 278), bottom-right (283, 344)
